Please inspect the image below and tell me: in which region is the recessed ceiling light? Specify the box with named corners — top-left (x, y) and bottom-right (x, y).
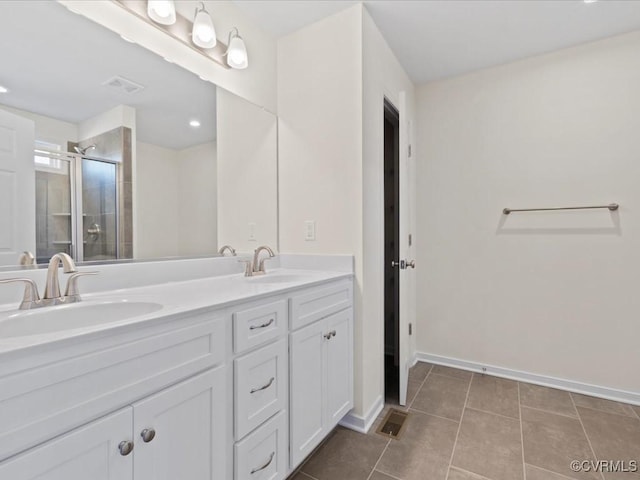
top-left (189, 120), bottom-right (201, 128)
top-left (584, 0), bottom-right (598, 3)
top-left (0, 85), bottom-right (8, 94)
top-left (120, 35), bottom-right (136, 44)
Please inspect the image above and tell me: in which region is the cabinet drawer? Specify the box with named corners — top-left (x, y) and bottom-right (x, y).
top-left (234, 338), bottom-right (287, 440)
top-left (235, 411), bottom-right (287, 480)
top-left (289, 281), bottom-right (352, 330)
top-left (233, 299), bottom-right (287, 354)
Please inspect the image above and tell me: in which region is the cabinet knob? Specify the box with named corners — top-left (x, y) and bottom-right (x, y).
top-left (141, 428), bottom-right (156, 443)
top-left (325, 330), bottom-right (337, 339)
top-left (118, 440), bottom-right (134, 456)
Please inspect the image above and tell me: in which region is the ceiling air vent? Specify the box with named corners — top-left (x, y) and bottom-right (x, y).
top-left (102, 75), bottom-right (145, 95)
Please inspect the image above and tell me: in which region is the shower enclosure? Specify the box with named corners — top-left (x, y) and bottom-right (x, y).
top-left (35, 148), bottom-right (119, 264)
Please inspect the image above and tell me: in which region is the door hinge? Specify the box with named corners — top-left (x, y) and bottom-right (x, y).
top-left (408, 144), bottom-right (412, 157)
top-left (409, 323), bottom-right (412, 335)
top-left (408, 234), bottom-right (412, 247)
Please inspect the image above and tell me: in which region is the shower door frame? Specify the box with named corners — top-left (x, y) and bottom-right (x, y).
top-left (35, 149), bottom-right (120, 263)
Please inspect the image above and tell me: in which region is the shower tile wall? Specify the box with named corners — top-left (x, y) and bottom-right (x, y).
top-left (35, 169), bottom-right (72, 263)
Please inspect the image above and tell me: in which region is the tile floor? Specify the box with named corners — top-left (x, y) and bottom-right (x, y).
top-left (288, 363), bottom-right (640, 480)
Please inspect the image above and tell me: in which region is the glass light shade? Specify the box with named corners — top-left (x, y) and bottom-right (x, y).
top-left (147, 0), bottom-right (176, 25)
top-left (192, 9), bottom-right (217, 48)
top-left (227, 35), bottom-right (248, 69)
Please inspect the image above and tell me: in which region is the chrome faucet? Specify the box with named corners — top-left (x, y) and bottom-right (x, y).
top-left (0, 253), bottom-right (97, 310)
top-left (252, 245), bottom-right (276, 274)
top-left (218, 245), bottom-right (237, 256)
top-left (43, 253), bottom-right (77, 301)
top-left (18, 251), bottom-right (36, 267)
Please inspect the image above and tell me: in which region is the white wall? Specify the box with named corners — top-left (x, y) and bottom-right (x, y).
top-left (278, 4), bottom-right (417, 422)
top-left (217, 88), bottom-right (278, 252)
top-left (278, 4), bottom-right (364, 412)
top-left (135, 142), bottom-right (181, 258)
top-left (136, 141), bottom-right (218, 259)
top-left (58, 0), bottom-right (277, 113)
top-left (78, 105), bottom-right (135, 143)
top-left (178, 142), bottom-right (217, 255)
top-left (416, 31), bottom-right (640, 395)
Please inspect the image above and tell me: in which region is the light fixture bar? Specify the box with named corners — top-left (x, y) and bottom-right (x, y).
top-left (113, 0), bottom-right (230, 69)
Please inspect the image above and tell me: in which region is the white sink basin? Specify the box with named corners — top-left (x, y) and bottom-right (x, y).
top-left (0, 300), bottom-right (163, 338)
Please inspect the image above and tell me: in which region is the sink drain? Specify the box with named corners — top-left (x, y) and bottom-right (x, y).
top-left (376, 408), bottom-right (409, 440)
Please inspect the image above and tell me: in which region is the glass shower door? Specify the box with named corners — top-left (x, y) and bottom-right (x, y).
top-left (81, 158), bottom-right (118, 262)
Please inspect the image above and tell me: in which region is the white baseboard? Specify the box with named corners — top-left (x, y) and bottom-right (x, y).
top-left (339, 395), bottom-right (384, 434)
top-left (415, 352), bottom-right (640, 406)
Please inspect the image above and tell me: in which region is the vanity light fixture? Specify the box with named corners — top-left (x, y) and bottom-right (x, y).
top-left (147, 0), bottom-right (176, 26)
top-left (189, 119), bottom-right (201, 128)
top-left (0, 85), bottom-right (8, 94)
top-left (192, 3), bottom-right (217, 49)
top-left (225, 27), bottom-right (248, 69)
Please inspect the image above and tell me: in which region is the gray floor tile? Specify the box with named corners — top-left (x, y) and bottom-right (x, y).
top-left (408, 362), bottom-right (433, 384)
top-left (412, 373), bottom-right (470, 421)
top-left (376, 410), bottom-right (458, 480)
top-left (520, 383), bottom-right (578, 417)
top-left (526, 464), bottom-right (577, 480)
top-left (466, 374), bottom-right (519, 419)
top-left (571, 393), bottom-right (636, 418)
top-left (576, 406), bottom-right (640, 480)
top-left (631, 406), bottom-right (640, 420)
top-left (452, 408), bottom-right (523, 480)
top-left (287, 472), bottom-right (317, 480)
top-left (431, 365), bottom-right (473, 381)
top-left (521, 406), bottom-right (600, 479)
top-left (301, 427), bottom-right (388, 480)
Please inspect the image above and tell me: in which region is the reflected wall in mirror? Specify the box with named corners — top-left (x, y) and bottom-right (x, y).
top-left (0, 1), bottom-right (278, 268)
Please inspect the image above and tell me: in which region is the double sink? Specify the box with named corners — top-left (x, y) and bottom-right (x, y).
top-left (0, 270), bottom-right (314, 340)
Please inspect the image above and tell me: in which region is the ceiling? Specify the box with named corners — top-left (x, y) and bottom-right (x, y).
top-left (0, 1), bottom-right (216, 150)
top-left (233, 0), bottom-right (640, 84)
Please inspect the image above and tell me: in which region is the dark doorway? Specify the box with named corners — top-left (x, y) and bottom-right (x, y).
top-left (383, 99), bottom-right (400, 403)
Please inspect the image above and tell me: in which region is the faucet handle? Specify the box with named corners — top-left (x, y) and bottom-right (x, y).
top-left (0, 278), bottom-right (41, 310)
top-left (64, 271), bottom-right (98, 300)
top-left (238, 259), bottom-right (253, 277)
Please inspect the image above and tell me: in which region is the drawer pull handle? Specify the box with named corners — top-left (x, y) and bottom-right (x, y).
top-left (250, 376), bottom-right (275, 394)
top-left (251, 451), bottom-right (275, 474)
top-left (118, 440), bottom-right (134, 456)
top-left (324, 330), bottom-right (337, 340)
top-left (141, 428), bottom-right (156, 443)
top-left (250, 318), bottom-right (275, 330)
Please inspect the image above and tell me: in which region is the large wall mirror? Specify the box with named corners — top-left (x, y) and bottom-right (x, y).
top-left (0, 1), bottom-right (278, 268)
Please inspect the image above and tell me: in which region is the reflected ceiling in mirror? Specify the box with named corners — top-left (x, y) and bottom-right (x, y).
top-left (0, 1), bottom-right (281, 269)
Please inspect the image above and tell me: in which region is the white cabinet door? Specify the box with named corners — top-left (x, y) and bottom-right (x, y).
top-left (0, 109), bottom-right (35, 266)
top-left (289, 320), bottom-right (326, 469)
top-left (0, 407), bottom-right (133, 480)
top-left (326, 309), bottom-right (353, 428)
top-left (133, 367), bottom-right (227, 480)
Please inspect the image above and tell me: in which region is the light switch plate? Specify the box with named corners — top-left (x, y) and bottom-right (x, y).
top-left (248, 223), bottom-right (257, 241)
top-left (304, 220), bottom-right (316, 241)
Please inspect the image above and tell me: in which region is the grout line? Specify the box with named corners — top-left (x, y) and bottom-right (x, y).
top-left (444, 372), bottom-right (473, 478)
top-left (407, 364), bottom-right (433, 410)
top-left (373, 468), bottom-right (404, 480)
top-left (448, 466), bottom-right (494, 480)
top-left (407, 406), bottom-right (462, 424)
top-left (525, 463), bottom-right (583, 480)
top-left (518, 404), bottom-right (579, 420)
top-left (518, 382), bottom-right (527, 480)
top-left (464, 405), bottom-right (520, 422)
top-left (569, 394), bottom-right (606, 480)
top-left (365, 439), bottom-right (392, 480)
top-left (634, 408), bottom-right (640, 421)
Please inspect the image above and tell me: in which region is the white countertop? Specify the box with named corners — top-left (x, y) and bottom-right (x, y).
top-left (0, 268), bottom-right (352, 355)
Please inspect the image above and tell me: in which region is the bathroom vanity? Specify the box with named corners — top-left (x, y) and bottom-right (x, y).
top-left (0, 264), bottom-right (353, 480)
